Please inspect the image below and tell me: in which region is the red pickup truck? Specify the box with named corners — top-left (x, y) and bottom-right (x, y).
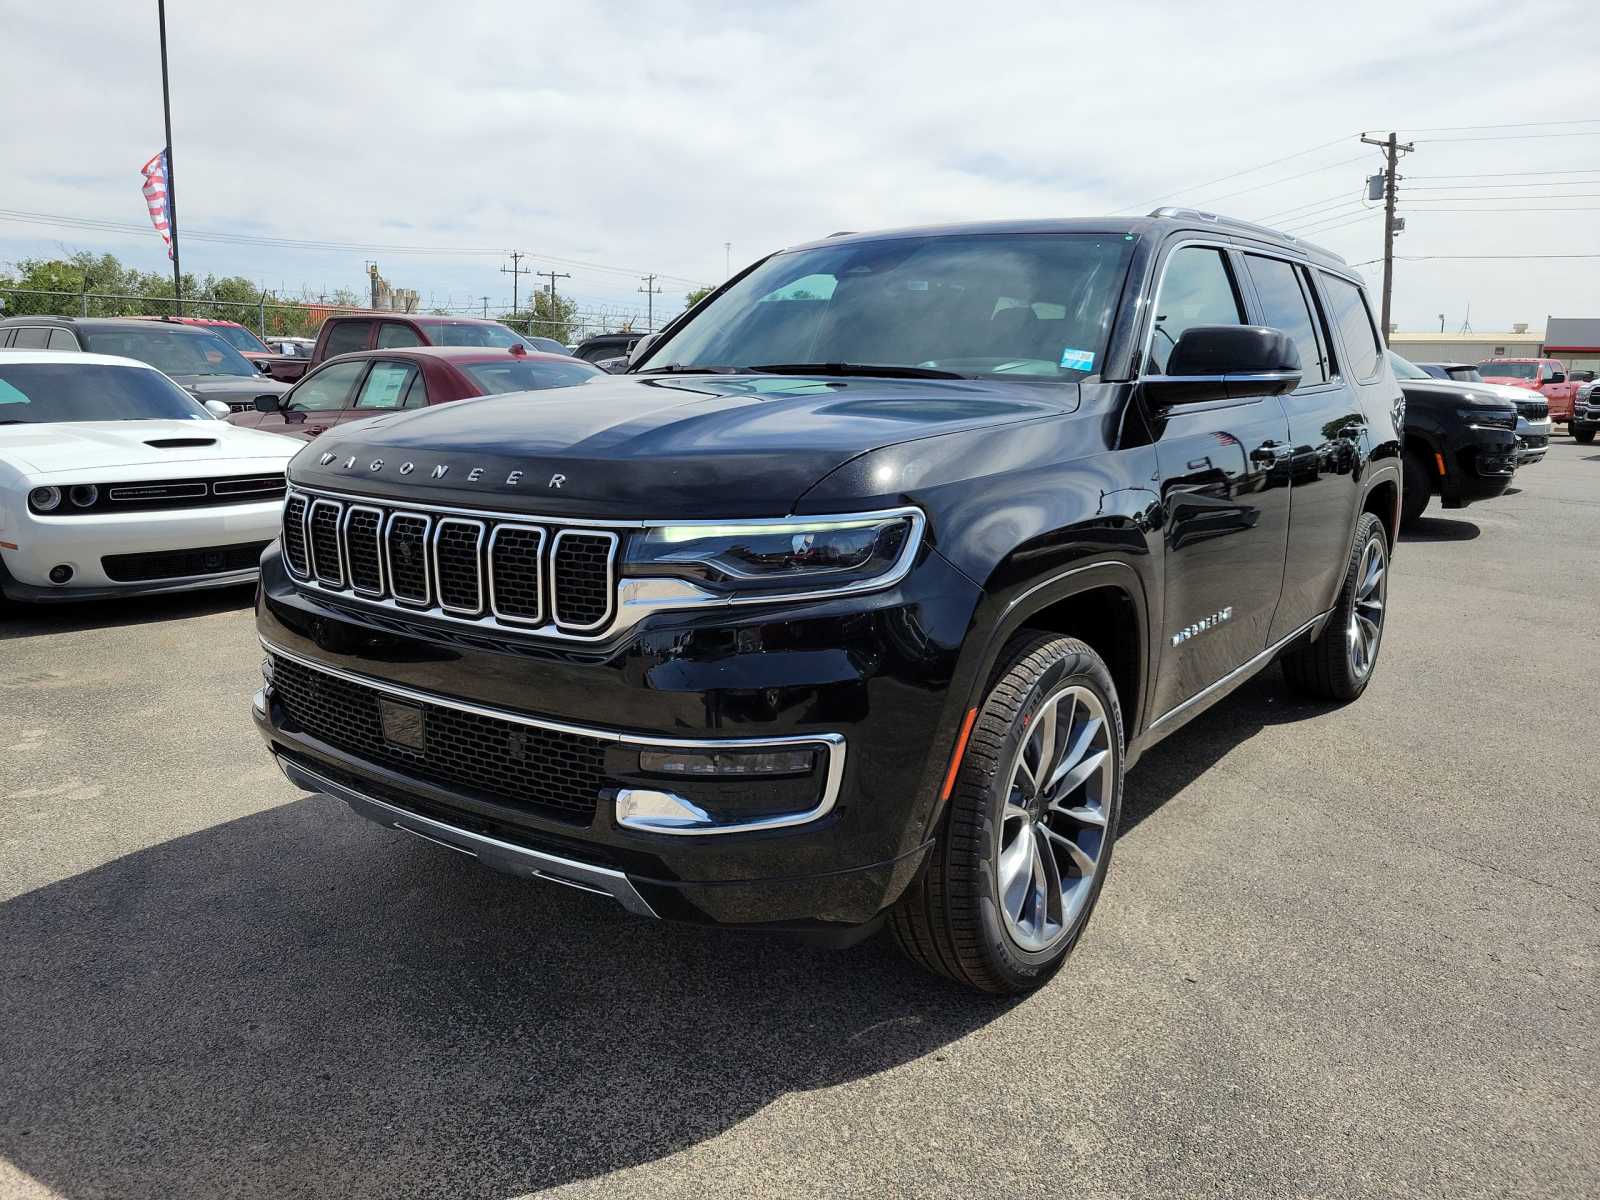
top-left (263, 313), bottom-right (530, 383)
top-left (1477, 357), bottom-right (1578, 425)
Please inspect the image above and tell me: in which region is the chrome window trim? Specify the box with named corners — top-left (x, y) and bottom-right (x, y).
top-left (282, 492), bottom-right (311, 579)
top-left (307, 498), bottom-right (345, 588)
top-left (382, 510), bottom-right (433, 607)
top-left (341, 503), bottom-right (386, 597)
top-left (261, 637), bottom-right (846, 837)
top-left (549, 528), bottom-right (619, 632)
top-left (431, 516), bottom-right (487, 616)
top-left (486, 523), bottom-right (546, 626)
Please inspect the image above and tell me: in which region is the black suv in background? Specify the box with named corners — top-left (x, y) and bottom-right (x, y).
top-left (572, 331), bottom-right (646, 366)
top-left (1388, 352), bottom-right (1517, 524)
top-left (253, 210), bottom-right (1403, 994)
top-left (0, 317), bottom-right (290, 413)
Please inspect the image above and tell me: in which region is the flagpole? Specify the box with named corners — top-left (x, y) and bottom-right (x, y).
top-left (157, 0), bottom-right (182, 315)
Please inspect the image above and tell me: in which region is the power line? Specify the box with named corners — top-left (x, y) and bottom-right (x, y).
top-left (1396, 205), bottom-right (1600, 212)
top-left (1404, 180), bottom-right (1600, 190)
top-left (1177, 153), bottom-right (1371, 208)
top-left (1269, 196), bottom-right (1370, 229)
top-left (1108, 134), bottom-right (1354, 213)
top-left (1414, 131), bottom-right (1600, 143)
top-left (1394, 118), bottom-right (1600, 134)
top-left (1382, 253), bottom-right (1600, 261)
top-left (1407, 168), bottom-right (1600, 179)
top-left (1253, 189), bottom-right (1361, 222)
top-left (1399, 193), bottom-right (1600, 202)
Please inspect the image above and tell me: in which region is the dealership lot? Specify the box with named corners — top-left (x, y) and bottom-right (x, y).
top-left (1, 442), bottom-right (1595, 1199)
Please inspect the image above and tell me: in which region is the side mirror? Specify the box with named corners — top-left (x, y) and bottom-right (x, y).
top-left (253, 393), bottom-right (284, 413)
top-left (1142, 325), bottom-right (1301, 406)
top-left (203, 399), bottom-right (232, 419)
top-left (255, 359), bottom-right (273, 374)
top-left (1548, 372), bottom-right (1565, 384)
top-left (627, 333), bottom-right (657, 366)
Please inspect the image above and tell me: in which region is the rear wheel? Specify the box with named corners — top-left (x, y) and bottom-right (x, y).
top-left (1401, 449), bottom-right (1431, 526)
top-left (1575, 428), bottom-right (1595, 444)
top-left (1282, 512), bottom-right (1388, 702)
top-left (890, 633), bottom-right (1124, 994)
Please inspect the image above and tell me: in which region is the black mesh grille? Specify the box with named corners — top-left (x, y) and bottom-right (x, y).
top-left (346, 508), bottom-right (383, 594)
top-left (552, 533), bottom-right (614, 628)
top-left (489, 526), bottom-right (544, 622)
top-left (103, 540), bottom-right (268, 582)
top-left (435, 520), bottom-right (484, 613)
top-left (387, 515), bottom-right (430, 603)
top-left (282, 495), bottom-right (309, 576)
top-left (268, 654), bottom-right (607, 822)
top-left (309, 502), bottom-right (343, 586)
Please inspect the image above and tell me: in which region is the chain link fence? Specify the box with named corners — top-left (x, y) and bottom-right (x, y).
top-left (0, 287), bottom-right (658, 346)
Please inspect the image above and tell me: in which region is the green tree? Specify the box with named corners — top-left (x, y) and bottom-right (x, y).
top-left (683, 285), bottom-right (713, 311)
top-left (504, 289), bottom-right (580, 344)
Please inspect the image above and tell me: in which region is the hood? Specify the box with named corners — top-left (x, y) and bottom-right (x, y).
top-left (0, 419), bottom-right (301, 476)
top-left (1465, 380), bottom-right (1545, 404)
top-left (289, 373), bottom-right (1070, 517)
top-left (174, 375), bottom-right (291, 398)
top-left (1397, 378), bottom-right (1515, 411)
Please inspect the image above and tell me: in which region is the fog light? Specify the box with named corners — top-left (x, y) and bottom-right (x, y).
top-left (48, 564), bottom-right (74, 584)
top-left (69, 484), bottom-right (98, 508)
top-left (29, 486), bottom-right (61, 513)
top-left (637, 747), bottom-right (816, 777)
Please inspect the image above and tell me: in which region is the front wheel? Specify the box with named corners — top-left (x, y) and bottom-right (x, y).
top-left (1575, 428), bottom-right (1596, 444)
top-left (1282, 511), bottom-right (1389, 702)
top-left (890, 633), bottom-right (1124, 994)
top-left (1401, 449), bottom-right (1431, 526)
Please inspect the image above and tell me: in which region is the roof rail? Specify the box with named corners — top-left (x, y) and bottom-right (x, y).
top-left (1147, 206), bottom-right (1346, 264)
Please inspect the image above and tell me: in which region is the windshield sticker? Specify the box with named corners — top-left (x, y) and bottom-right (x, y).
top-left (1059, 347), bottom-right (1095, 372)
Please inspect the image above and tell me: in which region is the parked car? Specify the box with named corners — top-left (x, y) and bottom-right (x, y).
top-left (261, 312), bottom-right (534, 384)
top-left (0, 317), bottom-right (291, 413)
top-left (128, 315), bottom-right (306, 380)
top-left (1572, 379), bottom-right (1599, 444)
top-left (1414, 361), bottom-right (1551, 466)
top-left (572, 331), bottom-right (646, 365)
top-left (229, 344), bottom-right (604, 440)
top-left (264, 336), bottom-right (316, 359)
top-left (1477, 357), bottom-right (1579, 427)
top-left (519, 335), bottom-right (572, 356)
top-left (1388, 352), bottom-right (1517, 523)
top-left (253, 210), bottom-right (1405, 994)
top-left (0, 351), bottom-right (297, 603)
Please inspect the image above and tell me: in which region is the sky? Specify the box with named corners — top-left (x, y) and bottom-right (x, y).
top-left (3, 0), bottom-right (1599, 334)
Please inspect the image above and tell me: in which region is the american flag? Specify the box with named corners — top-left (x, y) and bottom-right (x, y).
top-left (140, 148), bottom-right (174, 259)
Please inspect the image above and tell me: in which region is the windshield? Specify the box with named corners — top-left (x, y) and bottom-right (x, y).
top-left (79, 327), bottom-right (258, 377)
top-left (464, 359), bottom-right (604, 394)
top-left (207, 323), bottom-right (270, 353)
top-left (0, 362), bottom-right (212, 423)
top-left (640, 233), bottom-right (1136, 382)
top-left (1387, 352), bottom-right (1430, 380)
top-left (1479, 360), bottom-right (1538, 380)
top-left (416, 320), bottom-right (523, 348)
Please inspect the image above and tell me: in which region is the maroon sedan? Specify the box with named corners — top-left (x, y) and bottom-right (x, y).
top-left (229, 345), bottom-right (604, 440)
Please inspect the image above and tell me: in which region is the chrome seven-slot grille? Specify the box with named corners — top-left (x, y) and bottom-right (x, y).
top-left (1513, 397), bottom-right (1548, 420)
top-left (281, 491), bottom-right (619, 635)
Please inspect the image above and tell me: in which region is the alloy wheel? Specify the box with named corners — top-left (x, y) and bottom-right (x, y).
top-left (996, 683), bottom-right (1115, 953)
top-left (1347, 535), bottom-right (1387, 680)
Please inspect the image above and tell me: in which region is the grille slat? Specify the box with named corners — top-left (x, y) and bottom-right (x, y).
top-left (268, 654), bottom-right (607, 822)
top-left (282, 495), bottom-right (309, 577)
top-left (283, 490), bottom-right (620, 637)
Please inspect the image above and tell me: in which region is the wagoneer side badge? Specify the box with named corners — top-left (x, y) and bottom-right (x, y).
top-left (1172, 607), bottom-right (1233, 646)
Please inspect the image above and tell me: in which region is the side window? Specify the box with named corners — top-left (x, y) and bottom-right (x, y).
top-left (1319, 274), bottom-right (1383, 381)
top-left (376, 322), bottom-right (424, 349)
top-left (322, 320), bottom-right (372, 358)
top-left (1145, 247), bottom-right (1245, 375)
top-left (1243, 255), bottom-right (1326, 388)
top-left (401, 371), bottom-right (429, 408)
top-left (288, 360), bottom-right (367, 412)
top-left (47, 328), bottom-right (81, 350)
top-left (353, 361), bottom-right (417, 409)
top-left (13, 328), bottom-right (52, 349)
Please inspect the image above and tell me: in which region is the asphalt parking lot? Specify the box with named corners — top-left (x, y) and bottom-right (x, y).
top-left (2, 440), bottom-right (1596, 1200)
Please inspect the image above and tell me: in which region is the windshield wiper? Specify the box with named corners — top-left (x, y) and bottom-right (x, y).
top-left (0, 419), bottom-right (30, 425)
top-left (634, 364), bottom-right (747, 375)
top-left (751, 362), bottom-right (965, 380)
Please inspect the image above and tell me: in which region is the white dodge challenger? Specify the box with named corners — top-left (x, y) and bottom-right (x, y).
top-left (0, 350), bottom-right (300, 603)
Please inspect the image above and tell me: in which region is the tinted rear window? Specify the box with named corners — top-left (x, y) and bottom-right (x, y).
top-left (464, 360), bottom-right (603, 394)
top-left (0, 362), bottom-right (210, 423)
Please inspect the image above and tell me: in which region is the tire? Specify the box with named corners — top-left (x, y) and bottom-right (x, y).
top-left (1400, 449), bottom-right (1431, 526)
top-left (890, 633), bottom-right (1124, 994)
top-left (1575, 428), bottom-right (1595, 444)
top-left (1281, 511), bottom-right (1389, 702)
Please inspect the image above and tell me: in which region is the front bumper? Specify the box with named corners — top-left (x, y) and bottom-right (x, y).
top-left (253, 540), bottom-right (981, 931)
top-left (0, 497), bottom-right (283, 599)
top-left (1439, 427), bottom-right (1517, 508)
top-left (1515, 417), bottom-right (1552, 464)
top-left (1572, 403), bottom-right (1600, 432)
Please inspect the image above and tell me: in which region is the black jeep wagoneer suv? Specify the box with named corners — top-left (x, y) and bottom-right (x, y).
top-left (254, 210), bottom-right (1403, 993)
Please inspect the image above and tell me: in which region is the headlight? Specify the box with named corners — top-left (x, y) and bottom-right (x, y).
top-left (625, 511), bottom-right (921, 596)
top-left (69, 484), bottom-right (99, 508)
top-left (28, 486), bottom-right (62, 513)
top-left (1457, 407), bottom-right (1514, 425)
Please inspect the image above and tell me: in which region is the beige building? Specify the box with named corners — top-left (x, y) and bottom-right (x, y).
top-left (1388, 329), bottom-right (1543, 365)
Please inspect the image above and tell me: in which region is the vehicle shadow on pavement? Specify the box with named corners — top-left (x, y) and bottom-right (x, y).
top-left (1120, 670), bottom-right (1337, 835)
top-left (0, 584), bottom-right (254, 642)
top-left (1398, 516), bottom-right (1480, 543)
top-left (0, 796), bottom-right (1013, 1199)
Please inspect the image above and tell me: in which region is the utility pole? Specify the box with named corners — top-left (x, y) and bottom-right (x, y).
top-left (1360, 131), bottom-right (1414, 344)
top-left (724, 242), bottom-right (731, 278)
top-left (537, 270), bottom-right (570, 337)
top-left (638, 274), bottom-right (663, 331)
top-left (156, 0), bottom-right (182, 314)
top-left (481, 295), bottom-right (490, 319)
top-left (500, 251), bottom-right (530, 316)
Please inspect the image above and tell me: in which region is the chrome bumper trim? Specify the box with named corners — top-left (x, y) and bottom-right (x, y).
top-left (274, 753), bottom-right (659, 918)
